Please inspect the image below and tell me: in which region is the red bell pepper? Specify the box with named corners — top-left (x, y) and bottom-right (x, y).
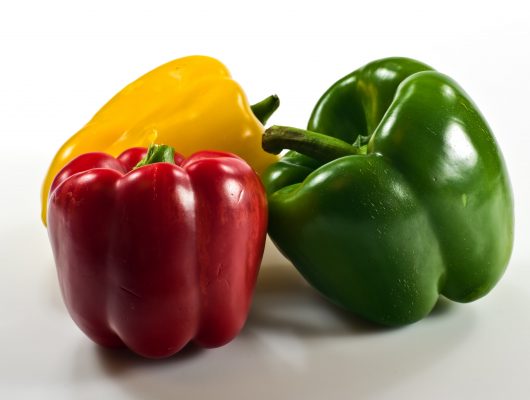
top-left (47, 144), bottom-right (267, 358)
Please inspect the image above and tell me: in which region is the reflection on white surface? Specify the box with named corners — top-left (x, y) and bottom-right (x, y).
top-left (250, 328), bottom-right (308, 370)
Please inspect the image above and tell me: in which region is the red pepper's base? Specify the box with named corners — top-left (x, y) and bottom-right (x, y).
top-left (85, 326), bottom-right (246, 359)
top-left (95, 341), bottom-right (205, 362)
top-left (91, 336), bottom-right (194, 359)
top-left (87, 334), bottom-right (187, 359)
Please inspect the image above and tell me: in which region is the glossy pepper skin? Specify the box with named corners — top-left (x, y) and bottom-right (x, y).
top-left (48, 145), bottom-right (268, 358)
top-left (262, 57), bottom-right (513, 326)
top-left (41, 55), bottom-right (279, 225)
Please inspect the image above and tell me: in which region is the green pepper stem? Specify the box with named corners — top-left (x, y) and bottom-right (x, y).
top-left (263, 125), bottom-right (362, 163)
top-left (251, 95), bottom-right (280, 125)
top-left (134, 144), bottom-right (175, 169)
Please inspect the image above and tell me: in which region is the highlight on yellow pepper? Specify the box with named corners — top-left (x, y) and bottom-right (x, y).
top-left (41, 55), bottom-right (279, 225)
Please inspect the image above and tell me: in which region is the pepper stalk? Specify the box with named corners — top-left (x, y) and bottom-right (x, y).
top-left (262, 125), bottom-right (367, 164)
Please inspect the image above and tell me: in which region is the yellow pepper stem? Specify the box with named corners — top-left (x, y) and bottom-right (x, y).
top-left (251, 95), bottom-right (280, 125)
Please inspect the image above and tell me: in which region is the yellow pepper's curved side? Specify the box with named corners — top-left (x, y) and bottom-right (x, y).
top-left (41, 55), bottom-right (278, 225)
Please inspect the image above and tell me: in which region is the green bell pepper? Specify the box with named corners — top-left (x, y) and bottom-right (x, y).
top-left (262, 57), bottom-right (513, 326)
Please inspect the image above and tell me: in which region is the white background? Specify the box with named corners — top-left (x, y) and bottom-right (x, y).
top-left (1, 1), bottom-right (529, 399)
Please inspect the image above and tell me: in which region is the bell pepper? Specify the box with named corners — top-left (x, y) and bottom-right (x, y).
top-left (47, 144), bottom-right (268, 358)
top-left (41, 55), bottom-right (279, 225)
top-left (262, 57), bottom-right (513, 326)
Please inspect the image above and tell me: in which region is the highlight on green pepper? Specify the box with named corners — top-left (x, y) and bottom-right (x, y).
top-left (262, 57), bottom-right (513, 326)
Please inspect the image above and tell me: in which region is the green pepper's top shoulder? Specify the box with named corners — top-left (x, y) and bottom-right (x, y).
top-left (309, 57), bottom-right (433, 141)
top-left (262, 57), bottom-right (433, 194)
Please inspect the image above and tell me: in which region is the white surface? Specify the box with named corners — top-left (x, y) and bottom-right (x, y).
top-left (1, 1), bottom-right (530, 399)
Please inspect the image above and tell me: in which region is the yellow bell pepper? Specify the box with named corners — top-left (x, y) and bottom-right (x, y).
top-left (41, 55), bottom-right (279, 225)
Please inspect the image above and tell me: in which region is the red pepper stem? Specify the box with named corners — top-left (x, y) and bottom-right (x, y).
top-left (133, 144), bottom-right (176, 169)
top-left (251, 95), bottom-right (280, 125)
top-left (262, 125), bottom-right (362, 163)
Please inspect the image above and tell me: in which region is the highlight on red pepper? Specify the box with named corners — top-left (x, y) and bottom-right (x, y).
top-left (47, 144), bottom-right (268, 358)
